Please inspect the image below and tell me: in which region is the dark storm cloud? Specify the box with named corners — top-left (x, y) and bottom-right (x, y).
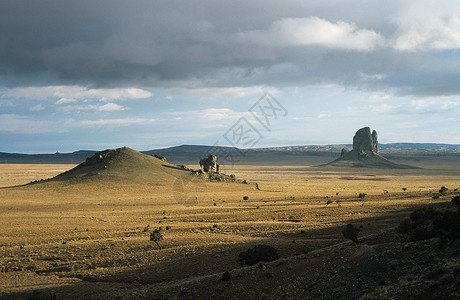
top-left (1, 0), bottom-right (460, 96)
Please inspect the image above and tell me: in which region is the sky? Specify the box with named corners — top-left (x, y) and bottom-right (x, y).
top-left (1, 0), bottom-right (460, 153)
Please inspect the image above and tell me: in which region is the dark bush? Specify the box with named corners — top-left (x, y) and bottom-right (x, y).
top-left (358, 193), bottom-right (367, 199)
top-left (222, 271), bottom-right (231, 281)
top-left (150, 228), bottom-right (164, 250)
top-left (342, 224), bottom-right (360, 243)
top-left (433, 210), bottom-right (460, 240)
top-left (452, 196), bottom-right (460, 206)
top-left (26, 291), bottom-right (56, 300)
top-left (397, 206), bottom-right (460, 241)
top-left (439, 186), bottom-right (449, 195)
top-left (410, 206), bottom-right (439, 223)
top-left (396, 219), bottom-right (412, 235)
top-left (243, 196), bottom-right (249, 200)
top-left (237, 244), bottom-right (280, 266)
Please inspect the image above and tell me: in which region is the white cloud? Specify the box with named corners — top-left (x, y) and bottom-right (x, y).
top-left (317, 113), bottom-right (330, 119)
top-left (181, 86), bottom-right (269, 98)
top-left (98, 103), bottom-right (125, 112)
top-left (57, 103), bottom-right (126, 112)
top-left (76, 118), bottom-right (157, 127)
top-left (368, 98), bottom-right (460, 115)
top-left (238, 17), bottom-right (383, 51)
top-left (55, 97), bottom-right (77, 104)
top-left (30, 104), bottom-right (45, 111)
top-left (168, 108), bottom-right (248, 122)
top-left (1, 86), bottom-right (152, 102)
top-left (369, 103), bottom-right (395, 113)
top-left (393, 2), bottom-right (460, 51)
top-left (410, 99), bottom-right (460, 113)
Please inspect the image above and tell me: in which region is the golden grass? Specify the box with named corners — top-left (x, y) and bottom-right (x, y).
top-left (0, 159), bottom-right (459, 298)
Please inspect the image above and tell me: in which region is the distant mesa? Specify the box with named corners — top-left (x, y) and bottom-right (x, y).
top-left (323, 127), bottom-right (419, 169)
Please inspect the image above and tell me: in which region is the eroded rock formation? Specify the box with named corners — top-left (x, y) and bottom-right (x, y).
top-left (199, 154), bottom-right (219, 173)
top-left (352, 127), bottom-right (378, 154)
top-left (327, 127), bottom-right (418, 169)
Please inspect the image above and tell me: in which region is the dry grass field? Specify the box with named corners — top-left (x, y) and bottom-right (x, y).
top-left (1, 153), bottom-right (460, 299)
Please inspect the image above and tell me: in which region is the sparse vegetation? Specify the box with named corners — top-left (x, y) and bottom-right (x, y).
top-left (452, 196), bottom-right (460, 206)
top-left (26, 290), bottom-right (56, 300)
top-left (358, 193), bottom-right (367, 199)
top-left (358, 192), bottom-right (367, 206)
top-left (342, 224), bottom-right (360, 243)
top-left (397, 206), bottom-right (460, 241)
top-left (3, 159), bottom-right (460, 299)
top-left (222, 271), bottom-right (231, 281)
top-left (150, 228), bottom-right (164, 250)
top-left (237, 244), bottom-right (280, 266)
top-left (439, 186), bottom-right (448, 195)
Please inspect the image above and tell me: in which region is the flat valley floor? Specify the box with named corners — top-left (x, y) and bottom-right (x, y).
top-left (1, 154), bottom-right (460, 299)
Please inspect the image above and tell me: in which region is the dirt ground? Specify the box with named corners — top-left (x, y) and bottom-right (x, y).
top-left (1, 155), bottom-right (460, 299)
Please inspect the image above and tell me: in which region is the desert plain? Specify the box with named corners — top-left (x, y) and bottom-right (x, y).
top-left (1, 152), bottom-right (460, 299)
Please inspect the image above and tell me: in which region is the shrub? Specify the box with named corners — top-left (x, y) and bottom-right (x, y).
top-left (222, 271), bottom-right (231, 281)
top-left (396, 206), bottom-right (460, 241)
top-left (165, 226), bottom-right (171, 230)
top-left (433, 210), bottom-right (460, 240)
top-left (243, 196), bottom-right (249, 200)
top-left (358, 193), bottom-right (367, 199)
top-left (326, 200), bottom-right (333, 206)
top-left (452, 196), bottom-right (460, 206)
top-left (142, 225), bottom-right (150, 232)
top-left (150, 228), bottom-right (164, 250)
top-left (27, 291), bottom-right (56, 300)
top-left (439, 186), bottom-right (448, 195)
top-left (432, 194), bottom-right (440, 200)
top-left (342, 224), bottom-right (360, 243)
top-left (410, 206), bottom-right (439, 222)
top-left (237, 244), bottom-right (280, 266)
top-left (402, 187), bottom-right (407, 192)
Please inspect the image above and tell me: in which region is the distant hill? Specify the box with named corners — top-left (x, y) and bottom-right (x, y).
top-left (51, 147), bottom-right (194, 185)
top-left (0, 150), bottom-right (96, 164)
top-left (263, 143), bottom-right (460, 154)
top-left (1, 143), bottom-right (459, 165)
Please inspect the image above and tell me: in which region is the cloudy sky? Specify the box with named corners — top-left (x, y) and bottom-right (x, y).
top-left (1, 0), bottom-right (460, 153)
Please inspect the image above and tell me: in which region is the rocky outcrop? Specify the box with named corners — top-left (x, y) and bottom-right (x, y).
top-left (199, 154), bottom-right (219, 173)
top-left (325, 127), bottom-right (419, 169)
top-left (353, 127), bottom-right (378, 154)
top-left (152, 154), bottom-right (167, 162)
